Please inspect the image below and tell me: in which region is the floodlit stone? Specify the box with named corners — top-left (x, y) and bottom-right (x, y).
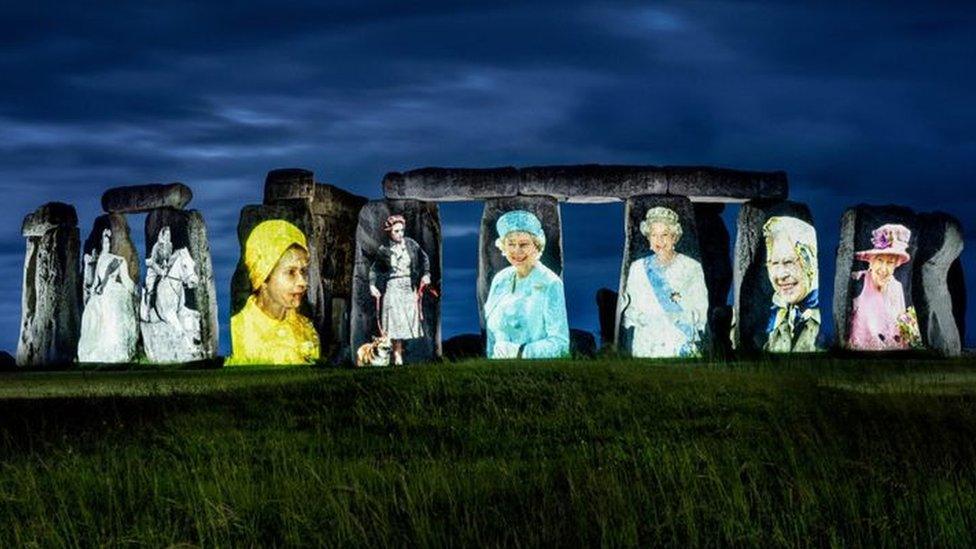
top-left (520, 164), bottom-right (667, 203)
top-left (102, 183), bottom-right (192, 213)
top-left (383, 167), bottom-right (519, 201)
top-left (733, 200), bottom-right (821, 353)
top-left (667, 166), bottom-right (788, 203)
top-left (913, 212), bottom-right (964, 356)
top-left (264, 168), bottom-right (314, 205)
top-left (350, 199), bottom-right (441, 366)
top-left (140, 208), bottom-right (218, 362)
top-left (615, 195), bottom-right (710, 358)
top-left (17, 203), bottom-right (81, 367)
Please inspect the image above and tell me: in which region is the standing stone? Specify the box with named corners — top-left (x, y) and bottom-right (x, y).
top-left (265, 168), bottom-right (315, 205)
top-left (694, 203), bottom-right (733, 355)
top-left (833, 205), bottom-right (921, 351)
top-left (102, 183), bottom-right (192, 213)
top-left (733, 200), bottom-right (821, 353)
top-left (948, 258), bottom-right (967, 342)
top-left (595, 288), bottom-right (618, 347)
top-left (17, 202), bottom-right (81, 367)
top-left (477, 196), bottom-right (563, 328)
top-left (78, 214), bottom-right (140, 363)
top-left (231, 202), bottom-right (320, 334)
top-left (912, 213), bottom-right (964, 356)
top-left (615, 195), bottom-right (710, 357)
top-left (351, 200), bottom-right (442, 365)
top-left (141, 208), bottom-right (218, 362)
top-left (312, 183), bottom-right (368, 362)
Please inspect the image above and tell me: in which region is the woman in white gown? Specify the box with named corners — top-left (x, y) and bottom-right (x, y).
top-left (78, 228), bottom-right (138, 362)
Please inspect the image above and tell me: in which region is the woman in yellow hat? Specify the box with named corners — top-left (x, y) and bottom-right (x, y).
top-left (226, 219), bottom-right (320, 365)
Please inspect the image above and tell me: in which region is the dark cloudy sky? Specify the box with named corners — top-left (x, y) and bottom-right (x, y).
top-left (2, 1), bottom-right (974, 354)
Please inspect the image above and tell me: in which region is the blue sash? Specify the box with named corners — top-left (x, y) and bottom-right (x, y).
top-left (643, 255), bottom-right (697, 353)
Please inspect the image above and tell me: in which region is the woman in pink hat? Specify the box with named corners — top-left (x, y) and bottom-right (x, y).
top-left (847, 223), bottom-right (921, 350)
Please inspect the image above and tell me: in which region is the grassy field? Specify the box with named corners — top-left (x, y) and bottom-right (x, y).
top-left (2, 356), bottom-right (976, 547)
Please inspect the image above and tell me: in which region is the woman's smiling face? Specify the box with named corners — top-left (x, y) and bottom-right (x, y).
top-left (868, 254), bottom-right (900, 291)
top-left (502, 231), bottom-right (540, 276)
top-left (262, 245), bottom-right (310, 312)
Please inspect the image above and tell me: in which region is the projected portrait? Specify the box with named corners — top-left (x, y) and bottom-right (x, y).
top-left (762, 216), bottom-right (820, 352)
top-left (848, 223), bottom-right (921, 350)
top-left (78, 228), bottom-right (138, 362)
top-left (484, 210), bottom-right (569, 359)
top-left (226, 219), bottom-right (319, 365)
top-left (140, 225), bottom-right (205, 362)
top-left (620, 206), bottom-right (708, 358)
top-left (363, 214), bottom-right (433, 366)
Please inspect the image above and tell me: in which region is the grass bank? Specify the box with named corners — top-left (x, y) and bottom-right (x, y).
top-left (1, 357), bottom-right (975, 546)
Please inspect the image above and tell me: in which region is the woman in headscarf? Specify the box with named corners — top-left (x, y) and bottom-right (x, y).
top-left (848, 223), bottom-right (921, 350)
top-left (620, 207), bottom-right (708, 358)
top-left (484, 210), bottom-right (569, 359)
top-left (763, 216), bottom-right (820, 352)
top-left (226, 219), bottom-right (320, 365)
top-left (78, 228), bottom-right (138, 362)
top-left (368, 214), bottom-right (431, 366)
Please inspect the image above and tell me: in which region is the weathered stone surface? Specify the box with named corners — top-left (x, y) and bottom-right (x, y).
top-left (384, 167), bottom-right (519, 201)
top-left (615, 195), bottom-right (709, 357)
top-left (102, 183), bottom-right (192, 213)
top-left (351, 200), bottom-right (442, 365)
top-left (142, 208), bottom-right (218, 362)
top-left (78, 214), bottom-right (139, 363)
top-left (443, 333), bottom-right (485, 361)
top-left (833, 205), bottom-right (919, 351)
top-left (520, 165), bottom-right (667, 203)
top-left (570, 328), bottom-right (597, 357)
top-left (385, 164), bottom-right (787, 203)
top-left (22, 202), bottom-right (78, 237)
top-left (264, 168), bottom-right (314, 205)
top-left (17, 203), bottom-right (81, 367)
top-left (949, 258), bottom-right (967, 342)
top-left (667, 167), bottom-right (788, 203)
top-left (694, 203), bottom-right (733, 354)
top-left (733, 200), bottom-right (821, 353)
top-left (83, 214), bottom-right (140, 284)
top-left (595, 288), bottom-right (618, 346)
top-left (312, 183), bottom-right (368, 361)
top-left (477, 196), bottom-right (563, 328)
top-left (912, 213), bottom-right (964, 356)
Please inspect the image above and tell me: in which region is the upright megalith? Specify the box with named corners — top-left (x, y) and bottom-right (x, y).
top-left (912, 213), bottom-right (965, 356)
top-left (78, 214), bottom-right (139, 363)
top-left (733, 200), bottom-right (821, 353)
top-left (265, 168), bottom-right (315, 205)
top-left (615, 195), bottom-right (709, 357)
top-left (102, 183), bottom-right (192, 213)
top-left (311, 184), bottom-right (367, 361)
top-left (478, 196), bottom-right (563, 327)
top-left (351, 200), bottom-right (441, 366)
top-left (17, 202), bottom-right (81, 367)
top-left (230, 168), bottom-right (368, 363)
top-left (141, 208), bottom-right (218, 362)
top-left (693, 203), bottom-right (733, 354)
top-left (834, 205), bottom-right (922, 351)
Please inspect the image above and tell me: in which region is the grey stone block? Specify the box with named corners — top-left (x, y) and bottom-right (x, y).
top-left (102, 183), bottom-right (192, 213)
top-left (519, 164), bottom-right (667, 203)
top-left (833, 205), bottom-right (919, 350)
top-left (22, 201), bottom-right (78, 237)
top-left (264, 168), bottom-right (314, 205)
top-left (694, 203), bottom-right (732, 354)
top-left (733, 200), bottom-right (820, 353)
top-left (17, 203), bottom-right (81, 367)
top-left (143, 208), bottom-right (219, 361)
top-left (913, 213), bottom-right (964, 356)
top-left (614, 195), bottom-right (709, 356)
top-left (595, 287), bottom-right (618, 346)
top-left (351, 199), bottom-right (442, 365)
top-left (384, 167), bottom-right (519, 201)
top-left (667, 166), bottom-right (788, 203)
top-left (477, 196), bottom-right (563, 328)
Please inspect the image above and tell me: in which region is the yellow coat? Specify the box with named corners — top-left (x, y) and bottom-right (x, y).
top-left (226, 295), bottom-right (320, 365)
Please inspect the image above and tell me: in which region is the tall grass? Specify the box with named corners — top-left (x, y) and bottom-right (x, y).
top-left (1, 358), bottom-right (975, 546)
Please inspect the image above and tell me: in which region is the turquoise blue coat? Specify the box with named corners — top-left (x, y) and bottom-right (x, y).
top-left (484, 263), bottom-right (570, 359)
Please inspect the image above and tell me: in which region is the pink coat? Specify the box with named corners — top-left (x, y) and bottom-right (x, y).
top-left (847, 272), bottom-right (909, 350)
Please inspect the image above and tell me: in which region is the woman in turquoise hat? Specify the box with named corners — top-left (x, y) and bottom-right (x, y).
top-left (483, 210), bottom-right (570, 359)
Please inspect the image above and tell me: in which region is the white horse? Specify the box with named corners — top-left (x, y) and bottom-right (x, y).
top-left (141, 247), bottom-right (202, 359)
